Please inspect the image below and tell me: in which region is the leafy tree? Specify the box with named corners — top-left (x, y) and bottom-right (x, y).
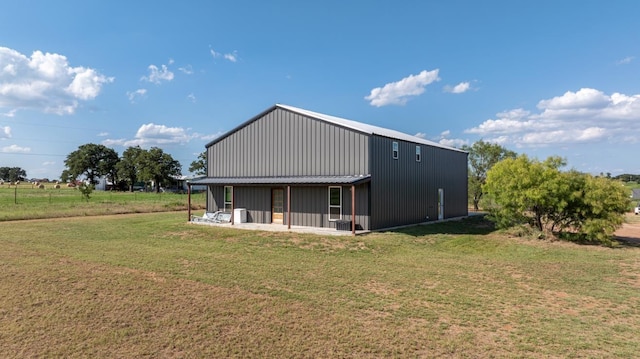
top-left (483, 155), bottom-right (565, 231)
top-left (63, 143), bottom-right (119, 185)
top-left (613, 173), bottom-right (640, 182)
top-left (117, 146), bottom-right (145, 192)
top-left (461, 140), bottom-right (516, 210)
top-left (547, 172), bottom-right (628, 245)
top-left (0, 167), bottom-right (27, 182)
top-left (189, 151), bottom-right (207, 176)
top-left (483, 155), bottom-right (629, 245)
top-left (139, 147), bottom-right (182, 193)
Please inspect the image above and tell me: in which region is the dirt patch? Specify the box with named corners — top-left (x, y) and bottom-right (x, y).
top-left (614, 215), bottom-right (640, 246)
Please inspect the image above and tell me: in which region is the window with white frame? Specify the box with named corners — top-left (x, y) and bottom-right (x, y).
top-left (392, 141), bottom-right (399, 159)
top-left (328, 186), bottom-right (342, 221)
top-left (416, 145), bottom-right (421, 162)
top-left (224, 186), bottom-right (233, 212)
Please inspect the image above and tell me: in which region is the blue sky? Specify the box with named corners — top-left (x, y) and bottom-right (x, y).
top-left (1, 0), bottom-right (640, 180)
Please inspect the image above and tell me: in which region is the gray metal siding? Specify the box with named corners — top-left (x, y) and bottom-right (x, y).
top-left (208, 186), bottom-right (223, 212)
top-left (234, 187), bottom-right (273, 224)
top-left (209, 186), bottom-right (275, 224)
top-left (289, 184), bottom-right (369, 230)
top-left (369, 135), bottom-right (468, 230)
top-left (207, 108), bottom-right (370, 177)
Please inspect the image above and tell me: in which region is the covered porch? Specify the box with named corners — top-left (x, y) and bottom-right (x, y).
top-left (187, 175), bottom-right (371, 236)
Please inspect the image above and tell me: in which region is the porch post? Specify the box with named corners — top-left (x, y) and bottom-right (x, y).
top-left (187, 182), bottom-right (191, 222)
top-left (287, 185), bottom-right (291, 230)
top-left (231, 186), bottom-right (235, 225)
top-left (351, 184), bottom-right (356, 235)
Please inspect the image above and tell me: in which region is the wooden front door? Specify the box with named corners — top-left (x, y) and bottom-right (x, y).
top-left (272, 188), bottom-right (284, 224)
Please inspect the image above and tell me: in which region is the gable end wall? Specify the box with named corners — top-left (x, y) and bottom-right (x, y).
top-left (207, 108), bottom-right (370, 177)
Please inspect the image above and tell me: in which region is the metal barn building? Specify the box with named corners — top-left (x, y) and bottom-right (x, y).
top-left (190, 104), bottom-right (468, 233)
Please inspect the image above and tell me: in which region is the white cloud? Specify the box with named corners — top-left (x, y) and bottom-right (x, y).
top-left (466, 87), bottom-right (640, 147)
top-left (127, 88), bottom-right (147, 103)
top-left (1, 109), bottom-right (17, 117)
top-left (436, 129), bottom-right (467, 148)
top-left (617, 56), bottom-right (634, 65)
top-left (178, 65), bottom-right (193, 74)
top-left (187, 93), bottom-right (196, 103)
top-left (444, 82), bottom-right (471, 94)
top-left (142, 64), bottom-right (174, 84)
top-left (0, 47), bottom-right (113, 115)
top-left (103, 123), bottom-right (194, 148)
top-left (439, 138), bottom-right (468, 148)
top-left (537, 88), bottom-right (609, 110)
top-left (0, 125), bottom-right (11, 139)
top-left (2, 144), bottom-right (30, 153)
top-left (97, 132), bottom-right (109, 137)
top-left (414, 132), bottom-right (427, 139)
top-left (224, 51), bottom-right (238, 62)
top-left (198, 131), bottom-right (224, 142)
top-left (210, 48), bottom-right (239, 63)
top-left (3, 63), bottom-right (17, 75)
top-left (365, 69), bottom-right (440, 107)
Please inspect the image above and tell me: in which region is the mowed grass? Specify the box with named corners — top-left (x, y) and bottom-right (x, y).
top-left (1, 213), bottom-right (639, 358)
top-left (0, 184), bottom-right (206, 221)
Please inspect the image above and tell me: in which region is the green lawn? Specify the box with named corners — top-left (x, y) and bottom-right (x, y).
top-left (1, 212), bottom-right (638, 358)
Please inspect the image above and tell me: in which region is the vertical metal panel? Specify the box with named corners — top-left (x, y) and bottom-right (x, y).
top-left (369, 135), bottom-right (467, 230)
top-left (207, 108), bottom-right (370, 178)
top-left (208, 186), bottom-right (224, 212)
top-left (288, 184), bottom-right (370, 230)
top-left (233, 187), bottom-right (272, 223)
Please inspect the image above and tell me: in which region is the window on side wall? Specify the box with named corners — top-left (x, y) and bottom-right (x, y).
top-left (224, 186), bottom-right (233, 212)
top-left (416, 145), bottom-right (421, 162)
top-left (328, 186), bottom-right (342, 221)
top-left (392, 141), bottom-right (399, 159)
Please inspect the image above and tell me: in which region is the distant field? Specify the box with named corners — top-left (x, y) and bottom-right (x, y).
top-left (0, 183), bottom-right (206, 221)
top-left (1, 212), bottom-right (639, 357)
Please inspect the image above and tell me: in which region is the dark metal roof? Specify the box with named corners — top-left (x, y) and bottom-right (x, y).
top-left (188, 175), bottom-right (371, 186)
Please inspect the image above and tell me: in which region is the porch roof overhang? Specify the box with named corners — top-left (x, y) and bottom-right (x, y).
top-left (188, 174), bottom-right (371, 186)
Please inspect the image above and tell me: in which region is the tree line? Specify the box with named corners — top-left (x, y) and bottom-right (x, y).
top-left (59, 143), bottom-right (184, 193)
top-left (0, 167), bottom-right (27, 183)
top-left (2, 146), bottom-right (207, 188)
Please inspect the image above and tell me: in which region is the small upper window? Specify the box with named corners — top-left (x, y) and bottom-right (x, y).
top-left (392, 142), bottom-right (399, 159)
top-left (416, 145), bottom-right (421, 162)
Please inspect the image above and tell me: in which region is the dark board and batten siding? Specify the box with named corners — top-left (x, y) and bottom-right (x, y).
top-left (369, 135), bottom-right (468, 230)
top-left (208, 108), bottom-right (370, 177)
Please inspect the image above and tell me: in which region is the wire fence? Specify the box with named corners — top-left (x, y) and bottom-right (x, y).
top-left (0, 186), bottom-right (206, 206)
